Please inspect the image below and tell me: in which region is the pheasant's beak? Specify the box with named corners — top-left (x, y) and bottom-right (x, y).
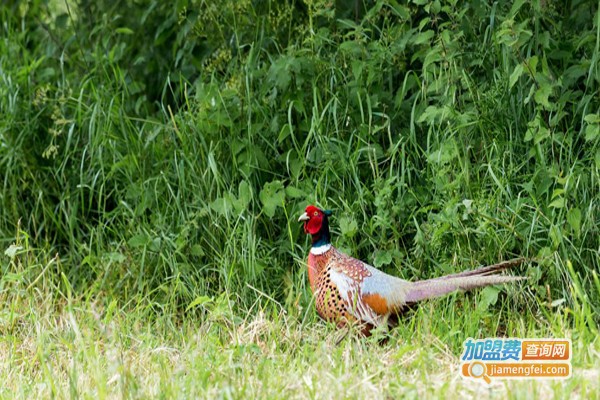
top-left (298, 212), bottom-right (309, 222)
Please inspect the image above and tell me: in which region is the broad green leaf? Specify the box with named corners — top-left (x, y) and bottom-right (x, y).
top-left (556, 175), bottom-right (568, 185)
top-left (351, 60), bottom-right (364, 80)
top-left (525, 115), bottom-right (550, 143)
top-left (413, 30), bottom-right (434, 45)
top-left (190, 244), bottom-right (205, 257)
top-left (287, 151), bottom-right (303, 178)
top-left (277, 124), bottom-right (292, 143)
top-left (210, 196), bottom-right (233, 216)
top-left (524, 83), bottom-right (536, 104)
top-left (339, 216), bottom-right (358, 238)
top-left (417, 105), bottom-right (443, 124)
top-left (566, 208), bottom-right (582, 237)
top-left (268, 56), bottom-right (295, 90)
top-left (584, 123), bottom-right (599, 141)
top-left (260, 180), bottom-right (285, 218)
top-left (583, 113), bottom-right (600, 124)
top-left (128, 233), bottom-right (150, 248)
top-left (373, 250), bottom-right (392, 268)
top-left (509, 64), bottom-right (523, 89)
top-left (534, 83), bottom-right (553, 109)
top-left (339, 41), bottom-right (363, 57)
top-left (535, 125), bottom-right (550, 143)
top-left (551, 188), bottom-right (565, 199)
top-left (186, 296), bottom-right (213, 312)
top-left (412, 0), bottom-right (429, 7)
top-left (293, 100), bottom-right (305, 114)
top-left (549, 224), bottom-right (562, 248)
top-left (285, 186), bottom-right (306, 199)
top-left (149, 237), bottom-right (161, 252)
top-left (54, 13), bottom-right (69, 29)
top-left (423, 48), bottom-right (442, 70)
top-left (116, 27), bottom-right (134, 35)
top-left (534, 170), bottom-right (553, 197)
top-left (238, 181), bottom-right (251, 208)
top-left (548, 197), bottom-right (565, 208)
top-left (428, 0), bottom-right (441, 13)
top-left (537, 246), bottom-right (553, 260)
top-left (478, 286), bottom-right (500, 311)
top-left (527, 56), bottom-right (539, 74)
top-left (389, 1), bottom-right (410, 19)
top-left (307, 147), bottom-right (324, 164)
top-left (427, 139), bottom-right (458, 165)
top-left (508, 0), bottom-right (527, 17)
top-left (522, 180), bottom-right (534, 195)
top-left (107, 252), bottom-right (126, 263)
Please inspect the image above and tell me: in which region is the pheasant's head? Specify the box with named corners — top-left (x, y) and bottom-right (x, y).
top-left (298, 205), bottom-right (332, 245)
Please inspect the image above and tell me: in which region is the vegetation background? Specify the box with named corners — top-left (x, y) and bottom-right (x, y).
top-left (1, 0), bottom-right (598, 398)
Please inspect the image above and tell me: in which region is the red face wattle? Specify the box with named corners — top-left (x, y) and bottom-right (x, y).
top-left (301, 205), bottom-right (324, 235)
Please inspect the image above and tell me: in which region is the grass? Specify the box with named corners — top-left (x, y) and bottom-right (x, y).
top-left (1, 231), bottom-right (599, 399)
top-left (1, 277), bottom-right (599, 399)
top-left (1, 0), bottom-right (600, 398)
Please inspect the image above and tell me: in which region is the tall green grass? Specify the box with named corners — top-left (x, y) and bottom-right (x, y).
top-left (1, 0), bottom-right (599, 381)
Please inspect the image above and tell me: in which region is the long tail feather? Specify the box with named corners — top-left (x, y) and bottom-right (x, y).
top-left (403, 259), bottom-right (527, 304)
top-left (434, 258), bottom-right (526, 280)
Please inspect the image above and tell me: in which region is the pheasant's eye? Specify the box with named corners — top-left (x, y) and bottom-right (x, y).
top-left (313, 211), bottom-right (319, 216)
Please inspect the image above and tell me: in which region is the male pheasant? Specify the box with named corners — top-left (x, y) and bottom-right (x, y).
top-left (298, 205), bottom-right (526, 333)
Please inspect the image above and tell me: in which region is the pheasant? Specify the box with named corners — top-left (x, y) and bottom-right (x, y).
top-left (298, 205), bottom-right (526, 334)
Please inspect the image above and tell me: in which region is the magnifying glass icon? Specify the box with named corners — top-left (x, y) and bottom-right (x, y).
top-left (469, 361), bottom-right (491, 383)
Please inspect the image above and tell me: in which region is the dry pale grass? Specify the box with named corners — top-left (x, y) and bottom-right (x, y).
top-left (0, 298), bottom-right (598, 400)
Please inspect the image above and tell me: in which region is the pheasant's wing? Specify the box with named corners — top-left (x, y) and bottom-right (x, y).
top-left (327, 251), bottom-right (411, 325)
top-left (327, 266), bottom-right (384, 327)
top-left (360, 263), bottom-right (412, 313)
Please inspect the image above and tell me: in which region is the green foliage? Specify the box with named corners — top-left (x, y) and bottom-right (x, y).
top-left (1, 1), bottom-right (600, 396)
top-left (1, 0), bottom-right (599, 330)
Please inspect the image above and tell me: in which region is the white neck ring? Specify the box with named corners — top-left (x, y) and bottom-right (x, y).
top-left (310, 244), bottom-right (331, 255)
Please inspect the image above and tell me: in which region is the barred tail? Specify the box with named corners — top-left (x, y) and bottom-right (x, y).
top-left (435, 258), bottom-right (526, 279)
top-left (404, 259), bottom-right (527, 304)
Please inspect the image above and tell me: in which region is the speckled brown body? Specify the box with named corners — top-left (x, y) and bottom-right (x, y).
top-left (313, 263), bottom-right (349, 323)
top-left (308, 247), bottom-right (377, 327)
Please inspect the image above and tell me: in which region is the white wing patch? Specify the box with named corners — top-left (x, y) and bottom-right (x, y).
top-left (361, 264), bottom-right (411, 312)
top-left (328, 268), bottom-right (386, 327)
